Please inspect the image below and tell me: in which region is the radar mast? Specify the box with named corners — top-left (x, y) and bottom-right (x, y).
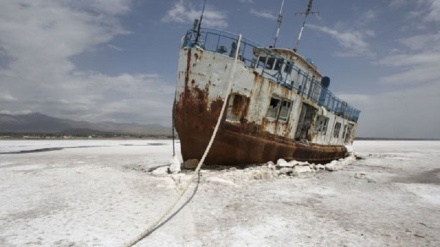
top-left (293, 0), bottom-right (319, 51)
top-left (273, 0), bottom-right (285, 47)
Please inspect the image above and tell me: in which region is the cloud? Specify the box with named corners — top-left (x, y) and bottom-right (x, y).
top-left (377, 32), bottom-right (440, 85)
top-left (67, 73), bottom-right (175, 123)
top-left (379, 52), bottom-right (440, 68)
top-left (238, 0), bottom-right (254, 3)
top-left (375, 1), bottom-right (440, 85)
top-left (305, 8), bottom-right (377, 57)
top-left (107, 44), bottom-right (125, 52)
top-left (389, 0), bottom-right (406, 8)
top-left (353, 10), bottom-right (377, 28)
top-left (162, 0), bottom-right (228, 28)
top-left (0, 1), bottom-right (129, 76)
top-left (423, 0), bottom-right (440, 22)
top-left (389, 0), bottom-right (440, 23)
top-left (250, 9), bottom-right (277, 20)
top-left (338, 80), bottom-right (440, 139)
top-left (67, 0), bottom-right (131, 15)
top-left (0, 0), bottom-right (174, 125)
top-left (399, 33), bottom-right (440, 51)
top-left (308, 24), bottom-right (375, 57)
top-left (0, 91), bottom-right (16, 102)
top-left (352, 1), bottom-right (439, 139)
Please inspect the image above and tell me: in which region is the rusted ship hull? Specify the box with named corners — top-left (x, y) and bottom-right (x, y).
top-left (174, 98), bottom-right (347, 165)
top-left (174, 29), bottom-right (360, 167)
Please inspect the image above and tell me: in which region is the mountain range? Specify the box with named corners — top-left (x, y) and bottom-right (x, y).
top-left (0, 113), bottom-right (172, 137)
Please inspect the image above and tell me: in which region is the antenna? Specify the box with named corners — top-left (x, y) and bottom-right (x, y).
top-left (273, 0), bottom-right (285, 47)
top-left (195, 0), bottom-right (207, 44)
top-left (293, 0), bottom-right (319, 51)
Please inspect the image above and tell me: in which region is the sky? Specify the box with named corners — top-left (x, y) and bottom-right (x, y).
top-left (0, 0), bottom-right (439, 139)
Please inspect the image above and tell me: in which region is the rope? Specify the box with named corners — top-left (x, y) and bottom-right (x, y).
top-left (122, 34), bottom-right (243, 247)
top-left (172, 98), bottom-right (176, 157)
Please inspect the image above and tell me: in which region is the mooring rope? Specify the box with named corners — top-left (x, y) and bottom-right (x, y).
top-left (172, 98), bottom-right (176, 157)
top-left (122, 34), bottom-right (243, 247)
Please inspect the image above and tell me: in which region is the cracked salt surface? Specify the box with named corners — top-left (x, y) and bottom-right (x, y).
top-left (0, 140), bottom-right (439, 246)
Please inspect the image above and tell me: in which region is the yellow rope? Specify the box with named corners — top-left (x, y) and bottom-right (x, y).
top-left (123, 34), bottom-right (243, 247)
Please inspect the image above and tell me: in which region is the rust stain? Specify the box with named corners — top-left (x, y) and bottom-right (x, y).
top-left (184, 49), bottom-right (192, 91)
top-left (231, 94), bottom-right (248, 118)
top-left (253, 71), bottom-right (259, 81)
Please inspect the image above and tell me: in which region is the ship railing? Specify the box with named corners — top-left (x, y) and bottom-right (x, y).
top-left (184, 28), bottom-right (267, 68)
top-left (182, 28), bottom-right (360, 122)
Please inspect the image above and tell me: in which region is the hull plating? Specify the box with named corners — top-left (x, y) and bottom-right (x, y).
top-left (174, 101), bottom-right (347, 165)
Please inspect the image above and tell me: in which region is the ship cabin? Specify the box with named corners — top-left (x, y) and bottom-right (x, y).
top-left (250, 47), bottom-right (359, 145)
top-left (253, 47), bottom-right (322, 96)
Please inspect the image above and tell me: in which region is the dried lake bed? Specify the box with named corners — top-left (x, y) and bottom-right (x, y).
top-left (0, 140), bottom-right (439, 246)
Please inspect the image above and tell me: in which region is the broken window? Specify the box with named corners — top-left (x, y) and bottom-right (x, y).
top-left (278, 100), bottom-right (292, 122)
top-left (257, 56), bottom-right (266, 69)
top-left (266, 97), bottom-right (281, 119)
top-left (266, 57), bottom-right (275, 70)
top-left (274, 59), bottom-right (284, 71)
top-left (333, 122), bottom-right (342, 138)
top-left (345, 124), bottom-right (354, 143)
top-left (342, 124), bottom-right (348, 139)
top-left (266, 97), bottom-right (293, 122)
top-left (294, 103), bottom-right (317, 140)
top-left (315, 115), bottom-right (329, 134)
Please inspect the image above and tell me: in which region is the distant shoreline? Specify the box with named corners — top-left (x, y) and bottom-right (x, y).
top-left (0, 134), bottom-right (175, 140)
top-left (0, 134), bottom-right (438, 141)
top-left (355, 137), bottom-right (440, 141)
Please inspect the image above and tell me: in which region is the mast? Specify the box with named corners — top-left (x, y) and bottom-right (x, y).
top-left (195, 0), bottom-right (207, 44)
top-left (293, 0), bottom-right (319, 51)
top-left (273, 0), bottom-right (285, 47)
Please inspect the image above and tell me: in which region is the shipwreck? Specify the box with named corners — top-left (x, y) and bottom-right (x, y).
top-left (173, 0), bottom-right (360, 166)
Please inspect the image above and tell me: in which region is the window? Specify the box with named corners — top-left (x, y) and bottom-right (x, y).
top-left (342, 124), bottom-right (348, 139)
top-left (266, 97), bottom-right (293, 122)
top-left (345, 124), bottom-right (354, 143)
top-left (294, 103), bottom-right (317, 141)
top-left (315, 115), bottom-right (329, 134)
top-left (279, 100), bottom-right (292, 121)
top-left (265, 57), bottom-right (275, 70)
top-left (258, 56), bottom-right (267, 68)
top-left (266, 97), bottom-right (281, 119)
top-left (274, 59), bottom-right (284, 71)
top-left (257, 56), bottom-right (276, 70)
top-left (333, 122), bottom-right (342, 138)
